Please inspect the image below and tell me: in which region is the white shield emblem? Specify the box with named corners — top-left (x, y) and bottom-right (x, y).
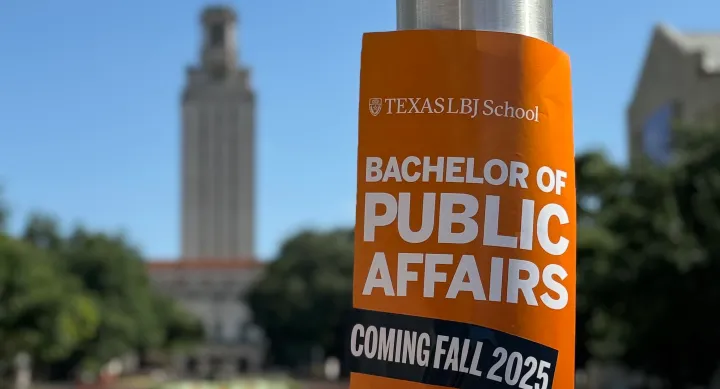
top-left (369, 98), bottom-right (382, 116)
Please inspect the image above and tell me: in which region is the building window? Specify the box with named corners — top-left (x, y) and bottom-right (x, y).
top-left (186, 357), bottom-right (198, 373)
top-left (213, 291), bottom-right (225, 302)
top-left (642, 102), bottom-right (674, 165)
top-left (210, 24), bottom-right (224, 47)
top-left (213, 321), bottom-right (223, 341)
top-left (237, 321), bottom-right (246, 343)
top-left (237, 358), bottom-right (248, 373)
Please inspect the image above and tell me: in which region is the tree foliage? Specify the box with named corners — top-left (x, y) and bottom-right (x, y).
top-left (0, 208), bottom-right (204, 382)
top-left (151, 293), bottom-right (205, 352)
top-left (247, 228), bottom-right (354, 368)
top-left (575, 126), bottom-right (720, 388)
top-left (52, 228), bottom-right (168, 373)
top-left (0, 236), bottom-right (98, 380)
top-left (0, 187), bottom-right (7, 234)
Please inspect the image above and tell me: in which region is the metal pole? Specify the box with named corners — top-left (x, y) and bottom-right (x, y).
top-left (396, 0), bottom-right (553, 43)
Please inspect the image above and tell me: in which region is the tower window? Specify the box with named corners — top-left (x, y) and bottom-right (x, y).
top-left (210, 24), bottom-right (225, 46)
top-left (213, 321), bottom-right (223, 341)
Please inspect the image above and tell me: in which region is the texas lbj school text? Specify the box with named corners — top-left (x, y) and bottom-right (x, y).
top-left (359, 155), bottom-right (571, 310)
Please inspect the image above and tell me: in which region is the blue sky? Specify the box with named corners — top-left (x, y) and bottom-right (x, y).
top-left (0, 0), bottom-right (718, 260)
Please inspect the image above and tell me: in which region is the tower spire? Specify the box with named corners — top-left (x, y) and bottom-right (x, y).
top-left (200, 5), bottom-right (238, 79)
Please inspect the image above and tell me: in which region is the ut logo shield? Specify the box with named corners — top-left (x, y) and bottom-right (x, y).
top-left (369, 98), bottom-right (382, 116)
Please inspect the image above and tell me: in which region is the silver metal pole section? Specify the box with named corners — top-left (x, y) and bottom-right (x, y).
top-left (396, 0), bottom-right (553, 44)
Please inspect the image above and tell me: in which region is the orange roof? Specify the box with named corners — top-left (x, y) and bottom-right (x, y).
top-left (146, 258), bottom-right (264, 271)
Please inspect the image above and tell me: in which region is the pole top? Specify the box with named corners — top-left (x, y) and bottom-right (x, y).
top-left (396, 0), bottom-right (553, 44)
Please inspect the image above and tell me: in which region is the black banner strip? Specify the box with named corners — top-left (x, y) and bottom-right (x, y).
top-left (346, 308), bottom-right (558, 389)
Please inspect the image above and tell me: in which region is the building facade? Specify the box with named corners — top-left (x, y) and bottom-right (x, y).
top-left (628, 24), bottom-right (720, 165)
top-left (181, 5), bottom-right (255, 259)
top-left (147, 6), bottom-right (264, 379)
top-left (147, 260), bottom-right (266, 378)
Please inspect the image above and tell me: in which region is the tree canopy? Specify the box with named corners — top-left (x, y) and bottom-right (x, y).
top-left (0, 210), bottom-right (204, 382)
top-left (247, 228), bottom-right (354, 368)
top-left (0, 235), bottom-right (98, 382)
top-left (574, 126), bottom-right (720, 388)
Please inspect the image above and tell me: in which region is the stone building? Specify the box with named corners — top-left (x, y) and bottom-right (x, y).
top-left (147, 259), bottom-right (266, 378)
top-left (628, 24), bottom-right (720, 165)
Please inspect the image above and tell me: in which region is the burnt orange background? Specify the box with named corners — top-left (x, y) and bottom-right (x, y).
top-left (352, 30), bottom-right (575, 389)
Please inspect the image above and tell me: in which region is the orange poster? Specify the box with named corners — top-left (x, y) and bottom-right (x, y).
top-left (349, 30), bottom-right (575, 389)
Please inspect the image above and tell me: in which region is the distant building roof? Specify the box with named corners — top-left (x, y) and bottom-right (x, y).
top-left (147, 258), bottom-right (264, 272)
top-left (201, 5), bottom-right (237, 24)
top-left (658, 23), bottom-right (720, 73)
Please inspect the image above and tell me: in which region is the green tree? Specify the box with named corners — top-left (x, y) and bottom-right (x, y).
top-left (50, 228), bottom-right (166, 375)
top-left (15, 214), bottom-right (204, 379)
top-left (0, 194), bottom-right (203, 381)
top-left (576, 126), bottom-right (720, 388)
top-left (247, 228), bottom-right (354, 368)
top-left (22, 212), bottom-right (63, 251)
top-left (575, 151), bottom-right (625, 368)
top-left (0, 188), bottom-right (7, 234)
top-left (624, 126), bottom-right (720, 388)
top-left (151, 293), bottom-right (204, 352)
top-left (0, 235), bottom-right (99, 384)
